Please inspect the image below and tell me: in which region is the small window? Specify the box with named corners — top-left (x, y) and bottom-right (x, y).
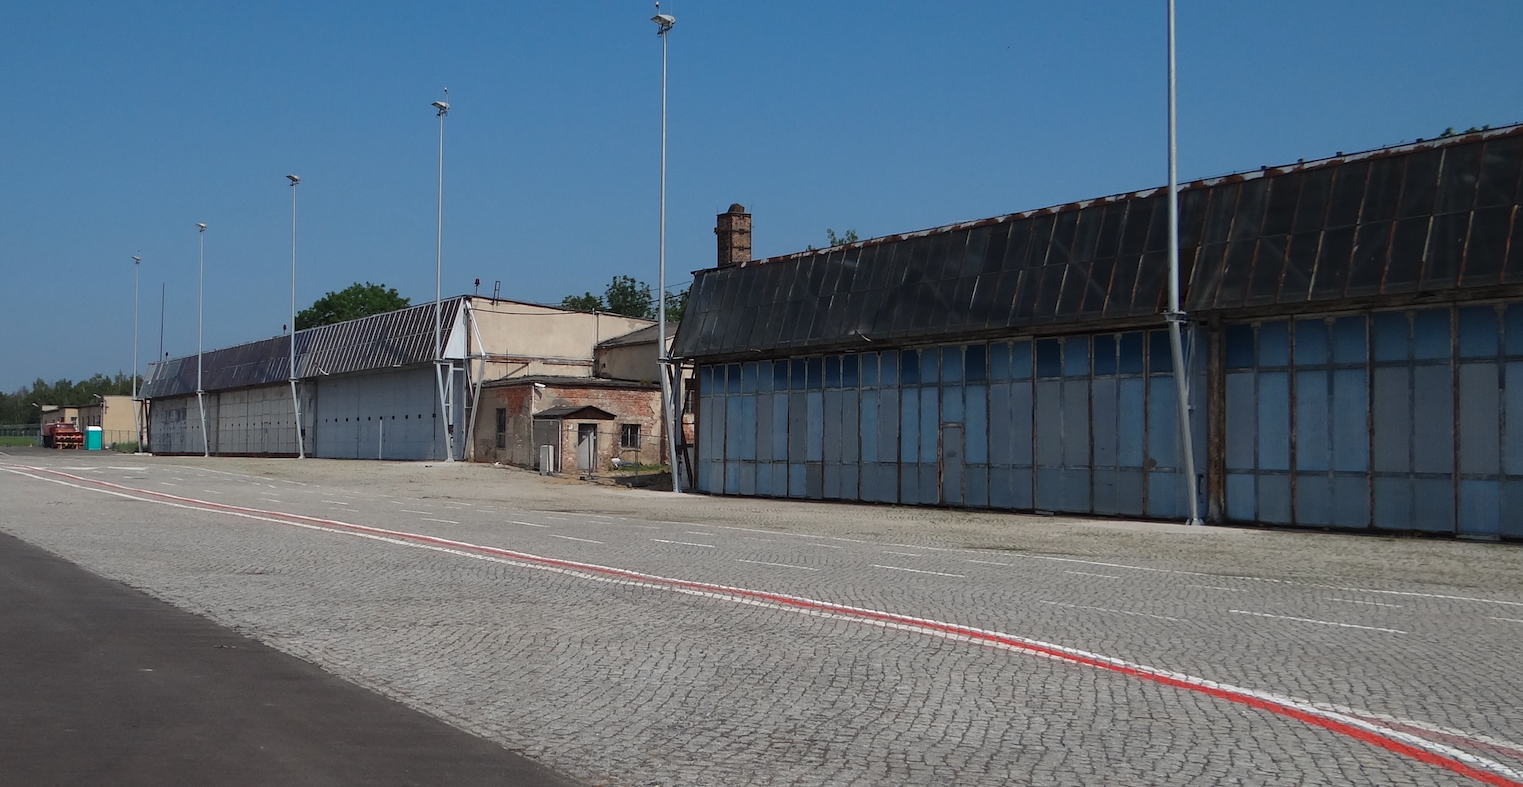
top-left (620, 423), bottom-right (641, 450)
top-left (495, 408), bottom-right (507, 449)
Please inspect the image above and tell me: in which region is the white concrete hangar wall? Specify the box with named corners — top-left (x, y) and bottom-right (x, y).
top-left (311, 365), bottom-right (465, 460)
top-left (149, 385), bottom-right (317, 456)
top-left (142, 299), bottom-right (470, 459)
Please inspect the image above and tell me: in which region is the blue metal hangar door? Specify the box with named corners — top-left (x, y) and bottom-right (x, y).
top-left (694, 331), bottom-right (1207, 520)
top-left (313, 366), bottom-right (440, 460)
top-left (1220, 305), bottom-right (1523, 537)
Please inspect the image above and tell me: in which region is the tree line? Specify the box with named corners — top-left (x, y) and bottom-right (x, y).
top-left (0, 373), bottom-right (140, 425)
top-left (561, 275), bottom-right (687, 323)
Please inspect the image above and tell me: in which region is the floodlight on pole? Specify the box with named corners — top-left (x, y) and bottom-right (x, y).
top-left (1164, 0), bottom-right (1202, 525)
top-left (131, 255), bottom-right (143, 453)
top-left (195, 223), bottom-right (209, 458)
top-left (432, 89), bottom-right (456, 462)
top-left (652, 4), bottom-right (680, 493)
top-left (287, 174), bottom-right (306, 459)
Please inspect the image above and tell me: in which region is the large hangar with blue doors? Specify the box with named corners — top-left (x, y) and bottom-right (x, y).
top-left (672, 125), bottom-right (1523, 538)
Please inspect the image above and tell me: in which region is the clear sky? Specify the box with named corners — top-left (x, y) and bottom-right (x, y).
top-left (2, 1), bottom-right (1520, 393)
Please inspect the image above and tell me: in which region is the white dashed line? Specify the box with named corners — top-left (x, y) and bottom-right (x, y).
top-left (322, 500), bottom-right (349, 505)
top-left (1064, 570), bottom-right (1121, 579)
top-left (420, 518), bottom-right (459, 524)
top-left (400, 510), bottom-right (431, 515)
top-left (260, 498), bottom-right (282, 504)
top-left (159, 482), bottom-right (177, 487)
top-left (871, 565), bottom-right (966, 578)
top-left (884, 551), bottom-right (925, 557)
top-left (1230, 610), bottom-right (1406, 634)
top-left (965, 559), bottom-right (1014, 567)
top-left (1039, 601), bottom-right (1185, 623)
top-left (1329, 587), bottom-right (1523, 608)
top-left (737, 559), bottom-right (819, 571)
top-left (1186, 584), bottom-right (1248, 592)
top-left (549, 534), bottom-right (604, 545)
top-left (651, 539), bottom-right (716, 549)
top-left (1487, 617), bottom-right (1523, 624)
top-left (1328, 598), bottom-right (1403, 608)
top-left (509, 520), bottom-right (550, 528)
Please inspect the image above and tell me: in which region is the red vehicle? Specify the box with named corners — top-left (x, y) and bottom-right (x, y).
top-left (42, 421), bottom-right (84, 449)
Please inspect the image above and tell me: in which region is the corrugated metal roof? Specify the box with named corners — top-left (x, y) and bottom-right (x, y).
top-left (673, 125), bottom-right (1523, 360)
top-left (142, 298), bottom-right (464, 398)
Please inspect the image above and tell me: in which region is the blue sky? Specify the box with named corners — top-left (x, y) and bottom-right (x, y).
top-left (2, 1), bottom-right (1520, 393)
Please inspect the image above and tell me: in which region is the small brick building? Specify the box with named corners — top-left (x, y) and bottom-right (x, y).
top-left (473, 376), bottom-right (663, 473)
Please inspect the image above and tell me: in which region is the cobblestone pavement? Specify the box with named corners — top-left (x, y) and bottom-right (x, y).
top-left (3, 446), bottom-right (1521, 786)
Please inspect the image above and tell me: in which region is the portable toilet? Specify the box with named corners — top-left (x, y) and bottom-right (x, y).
top-left (85, 426), bottom-right (103, 450)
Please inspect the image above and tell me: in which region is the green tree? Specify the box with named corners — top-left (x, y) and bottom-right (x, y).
top-left (809, 228), bottom-right (860, 251)
top-left (1, 372), bottom-right (139, 424)
top-left (663, 287), bottom-right (688, 324)
top-left (604, 275), bottom-right (655, 320)
top-left (560, 292), bottom-right (604, 312)
top-left (295, 282), bottom-right (410, 330)
top-left (560, 275), bottom-right (658, 320)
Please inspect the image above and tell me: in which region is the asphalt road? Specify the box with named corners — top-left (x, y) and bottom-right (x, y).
top-left (2, 446), bottom-right (1521, 786)
top-left (0, 523), bottom-right (581, 787)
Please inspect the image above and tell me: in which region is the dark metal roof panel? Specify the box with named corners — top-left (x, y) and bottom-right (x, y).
top-left (671, 125), bottom-right (1523, 360)
top-left (142, 298), bottom-right (464, 398)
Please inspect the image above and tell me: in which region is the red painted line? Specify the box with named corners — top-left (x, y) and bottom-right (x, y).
top-left (10, 464), bottom-right (1521, 787)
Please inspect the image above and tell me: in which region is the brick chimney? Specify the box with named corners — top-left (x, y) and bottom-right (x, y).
top-left (715, 203), bottom-right (751, 268)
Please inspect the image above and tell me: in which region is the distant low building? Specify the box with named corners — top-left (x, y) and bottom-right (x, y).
top-left (75, 395), bottom-right (142, 446)
top-left (474, 376), bottom-right (663, 473)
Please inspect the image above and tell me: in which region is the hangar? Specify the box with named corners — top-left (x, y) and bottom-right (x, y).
top-left (140, 296), bottom-right (654, 463)
top-left (673, 126), bottom-right (1523, 538)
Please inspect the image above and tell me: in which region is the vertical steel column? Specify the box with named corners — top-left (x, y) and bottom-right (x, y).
top-left (1165, 0), bottom-right (1202, 524)
top-left (654, 10), bottom-right (681, 492)
top-left (288, 175), bottom-right (306, 458)
top-left (196, 223), bottom-right (209, 458)
top-left (433, 91), bottom-right (456, 462)
top-left (132, 255), bottom-right (142, 452)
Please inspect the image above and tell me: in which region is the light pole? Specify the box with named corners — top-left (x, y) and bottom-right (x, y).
top-left (287, 174), bottom-right (306, 459)
top-left (431, 90), bottom-right (456, 462)
top-left (653, 6), bottom-right (681, 493)
top-left (195, 222), bottom-right (209, 458)
top-left (131, 254), bottom-right (142, 453)
top-left (1164, 0), bottom-right (1201, 524)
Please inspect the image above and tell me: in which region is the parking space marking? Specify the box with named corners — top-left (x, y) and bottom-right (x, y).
top-left (737, 559), bottom-right (819, 572)
top-left (651, 539), bottom-right (716, 549)
top-left (550, 534), bottom-right (604, 545)
top-left (1230, 610), bottom-right (1407, 635)
top-left (1328, 598), bottom-right (1403, 608)
top-left (1038, 601), bottom-right (1186, 623)
top-left (872, 565), bottom-right (966, 578)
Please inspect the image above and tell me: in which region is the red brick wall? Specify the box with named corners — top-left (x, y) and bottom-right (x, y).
top-left (470, 382), bottom-right (662, 472)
